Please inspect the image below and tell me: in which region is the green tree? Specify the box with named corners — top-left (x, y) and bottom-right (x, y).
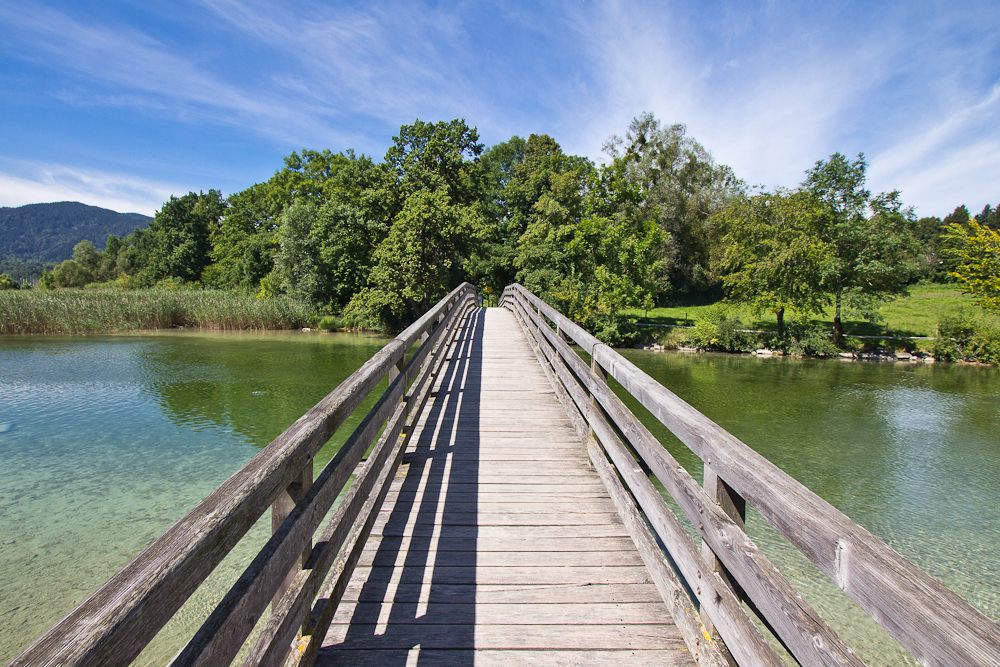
top-left (208, 150), bottom-right (373, 291)
top-left (348, 187), bottom-right (485, 328)
top-left (549, 158), bottom-right (665, 344)
top-left (383, 119), bottom-right (484, 205)
top-left (944, 219), bottom-right (1000, 311)
top-left (803, 153), bottom-right (919, 341)
top-left (138, 190), bottom-right (226, 285)
top-left (99, 235), bottom-right (125, 282)
top-left (346, 119), bottom-right (486, 328)
top-left (913, 214), bottom-right (945, 281)
top-left (50, 240), bottom-right (104, 288)
top-left (975, 203), bottom-right (999, 230)
top-left (718, 189), bottom-right (830, 336)
top-left (0, 273), bottom-right (20, 290)
top-left (512, 135), bottom-right (594, 295)
top-left (604, 112), bottom-right (743, 300)
top-left (464, 135), bottom-right (528, 291)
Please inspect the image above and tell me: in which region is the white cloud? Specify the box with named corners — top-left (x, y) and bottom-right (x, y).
top-left (869, 84), bottom-right (1000, 215)
top-left (0, 2), bottom-right (351, 147)
top-left (0, 162), bottom-right (181, 216)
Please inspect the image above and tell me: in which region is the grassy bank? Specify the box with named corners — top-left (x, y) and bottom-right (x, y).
top-left (625, 283), bottom-right (1000, 339)
top-left (0, 289), bottom-right (315, 334)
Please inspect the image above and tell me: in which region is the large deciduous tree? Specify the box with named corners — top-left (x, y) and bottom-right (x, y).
top-left (208, 150), bottom-right (374, 291)
top-left (135, 190), bottom-right (226, 285)
top-left (604, 112), bottom-right (744, 300)
top-left (717, 189), bottom-right (829, 336)
top-left (803, 153), bottom-right (919, 341)
top-left (346, 119), bottom-right (486, 329)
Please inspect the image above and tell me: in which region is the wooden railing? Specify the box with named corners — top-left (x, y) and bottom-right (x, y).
top-left (501, 283), bottom-right (1000, 667)
top-left (8, 283), bottom-right (478, 667)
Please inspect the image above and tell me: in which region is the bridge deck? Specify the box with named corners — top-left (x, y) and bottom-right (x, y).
top-left (317, 308), bottom-right (692, 666)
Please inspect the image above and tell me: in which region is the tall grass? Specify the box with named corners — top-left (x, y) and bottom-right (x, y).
top-left (0, 289), bottom-right (315, 334)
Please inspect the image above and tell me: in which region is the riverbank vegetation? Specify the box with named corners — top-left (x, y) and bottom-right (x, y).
top-left (0, 289), bottom-right (313, 334)
top-left (3, 113), bottom-right (998, 361)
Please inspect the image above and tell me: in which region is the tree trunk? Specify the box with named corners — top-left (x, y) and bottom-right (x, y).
top-left (833, 289), bottom-right (843, 344)
top-left (776, 308), bottom-right (785, 338)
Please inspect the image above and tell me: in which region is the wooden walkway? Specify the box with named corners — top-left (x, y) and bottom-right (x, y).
top-left (317, 308), bottom-right (692, 666)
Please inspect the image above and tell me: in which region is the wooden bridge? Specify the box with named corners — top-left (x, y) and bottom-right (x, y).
top-left (8, 284), bottom-right (1000, 667)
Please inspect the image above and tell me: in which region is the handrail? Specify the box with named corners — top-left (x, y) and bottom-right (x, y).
top-left (501, 283), bottom-right (1000, 667)
top-left (8, 283), bottom-right (477, 667)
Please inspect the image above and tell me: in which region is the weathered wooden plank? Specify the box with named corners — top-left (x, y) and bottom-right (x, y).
top-left (354, 565), bottom-right (653, 586)
top-left (360, 549), bottom-right (645, 568)
top-left (383, 491), bottom-right (614, 504)
top-left (322, 624), bottom-right (685, 650)
top-left (371, 522), bottom-right (632, 540)
top-left (341, 582), bottom-right (667, 605)
top-left (377, 500), bottom-right (618, 513)
top-left (318, 648), bottom-right (691, 667)
top-left (7, 283), bottom-right (478, 667)
top-left (332, 601), bottom-right (674, 625)
top-left (361, 535), bottom-right (641, 552)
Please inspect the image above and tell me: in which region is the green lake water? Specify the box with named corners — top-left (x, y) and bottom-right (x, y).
top-left (1, 332), bottom-right (998, 665)
top-left (617, 349), bottom-right (1000, 665)
top-left (0, 330), bottom-right (389, 665)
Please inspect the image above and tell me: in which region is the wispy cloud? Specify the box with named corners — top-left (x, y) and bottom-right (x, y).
top-left (0, 2), bottom-right (351, 146)
top-left (553, 1), bottom-right (1000, 214)
top-left (0, 0), bottom-right (997, 217)
top-left (0, 161), bottom-right (181, 215)
top-left (869, 84), bottom-right (1000, 214)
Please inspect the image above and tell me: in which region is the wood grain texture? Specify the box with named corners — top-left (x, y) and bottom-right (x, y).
top-left (6, 285), bottom-right (475, 667)
top-left (515, 290), bottom-right (861, 667)
top-left (316, 307), bottom-right (694, 667)
top-left (504, 283), bottom-right (1000, 667)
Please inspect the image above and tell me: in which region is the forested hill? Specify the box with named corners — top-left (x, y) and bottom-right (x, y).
top-left (0, 202), bottom-right (151, 262)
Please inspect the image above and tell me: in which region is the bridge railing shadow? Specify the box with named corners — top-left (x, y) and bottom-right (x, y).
top-left (336, 307), bottom-right (485, 666)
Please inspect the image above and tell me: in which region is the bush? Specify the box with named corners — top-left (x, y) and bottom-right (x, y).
top-left (0, 273), bottom-right (20, 290)
top-left (656, 327), bottom-right (692, 350)
top-left (778, 321), bottom-right (840, 357)
top-left (933, 313), bottom-right (1000, 365)
top-left (317, 315), bottom-right (345, 331)
top-left (689, 305), bottom-right (757, 351)
top-left (592, 313), bottom-right (639, 347)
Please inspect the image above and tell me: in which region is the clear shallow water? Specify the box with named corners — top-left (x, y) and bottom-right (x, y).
top-left (2, 336), bottom-right (998, 666)
top-left (0, 330), bottom-right (388, 665)
top-left (618, 350), bottom-right (1000, 665)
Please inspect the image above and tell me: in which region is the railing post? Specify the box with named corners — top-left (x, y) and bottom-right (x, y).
top-left (388, 358), bottom-right (405, 386)
top-left (589, 350), bottom-right (606, 442)
top-left (272, 459), bottom-right (314, 613)
top-left (702, 463), bottom-right (746, 660)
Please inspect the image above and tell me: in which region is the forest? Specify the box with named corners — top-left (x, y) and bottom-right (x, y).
top-left (5, 113), bottom-right (999, 348)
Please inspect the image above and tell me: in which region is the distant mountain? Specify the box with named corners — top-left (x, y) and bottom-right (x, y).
top-left (0, 201), bottom-right (151, 263)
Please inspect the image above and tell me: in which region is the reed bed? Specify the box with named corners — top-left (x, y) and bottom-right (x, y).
top-left (0, 289), bottom-right (315, 334)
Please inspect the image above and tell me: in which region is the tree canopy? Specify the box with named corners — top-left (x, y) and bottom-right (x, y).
top-left (945, 219), bottom-right (1000, 312)
top-left (27, 113), bottom-right (989, 347)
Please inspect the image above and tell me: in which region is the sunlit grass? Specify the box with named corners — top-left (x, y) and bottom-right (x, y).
top-left (624, 282), bottom-right (1000, 338)
top-left (0, 288), bottom-right (315, 334)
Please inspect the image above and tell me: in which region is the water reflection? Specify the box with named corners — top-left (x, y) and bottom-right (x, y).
top-left (0, 330), bottom-right (389, 665)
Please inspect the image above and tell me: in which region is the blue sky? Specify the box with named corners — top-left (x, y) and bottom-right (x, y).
top-left (1, 0), bottom-right (998, 218)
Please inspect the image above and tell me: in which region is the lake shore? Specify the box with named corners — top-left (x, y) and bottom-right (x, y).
top-left (0, 289), bottom-right (315, 334)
